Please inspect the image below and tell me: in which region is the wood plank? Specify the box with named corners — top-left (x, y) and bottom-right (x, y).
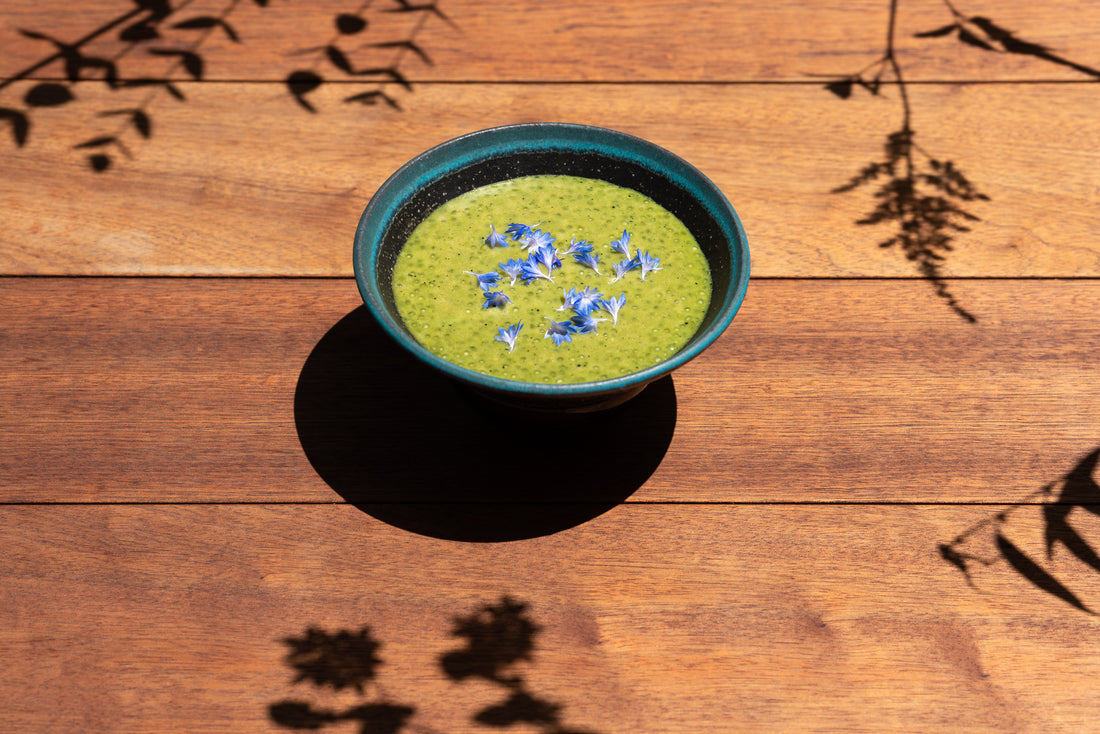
top-left (2, 82), bottom-right (1100, 277)
top-left (3, 0), bottom-right (1099, 83)
top-left (2, 504), bottom-right (1098, 732)
top-left (3, 278), bottom-right (1098, 505)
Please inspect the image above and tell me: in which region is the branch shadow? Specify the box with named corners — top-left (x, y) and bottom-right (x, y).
top-left (1, 0), bottom-right (445, 170)
top-left (822, 2), bottom-right (1100, 322)
top-left (940, 446), bottom-right (1100, 615)
top-left (831, 129), bottom-right (988, 323)
top-left (293, 306), bottom-right (677, 543)
top-left (915, 12), bottom-right (1100, 79)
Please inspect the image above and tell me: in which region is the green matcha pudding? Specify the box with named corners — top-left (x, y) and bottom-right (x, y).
top-left (392, 175), bottom-right (712, 384)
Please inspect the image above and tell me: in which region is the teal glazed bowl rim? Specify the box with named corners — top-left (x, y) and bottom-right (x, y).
top-left (353, 122), bottom-right (750, 410)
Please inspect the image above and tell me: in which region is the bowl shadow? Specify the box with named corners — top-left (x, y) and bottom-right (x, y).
top-left (294, 306), bottom-right (678, 542)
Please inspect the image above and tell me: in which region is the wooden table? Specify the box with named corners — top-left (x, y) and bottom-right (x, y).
top-left (3, 1), bottom-right (1099, 731)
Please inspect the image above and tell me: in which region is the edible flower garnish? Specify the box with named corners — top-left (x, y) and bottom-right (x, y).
top-left (610, 256), bottom-right (640, 282)
top-left (544, 317), bottom-right (576, 346)
top-left (573, 286), bottom-right (604, 314)
top-left (572, 251), bottom-right (602, 274)
top-left (598, 292), bottom-right (626, 325)
top-left (484, 224), bottom-right (509, 248)
top-left (506, 222), bottom-right (536, 241)
top-left (557, 287), bottom-right (580, 311)
top-left (464, 270), bottom-right (501, 290)
top-left (468, 218), bottom-right (663, 353)
top-left (495, 322), bottom-right (523, 352)
top-left (520, 253), bottom-right (554, 284)
top-left (561, 238), bottom-right (592, 256)
top-left (522, 229), bottom-right (556, 251)
top-left (533, 243), bottom-right (560, 273)
top-left (498, 258), bottom-right (526, 286)
top-left (482, 291), bottom-right (511, 309)
top-left (610, 230), bottom-right (632, 258)
top-left (570, 311), bottom-right (609, 334)
top-left (637, 250), bottom-right (663, 280)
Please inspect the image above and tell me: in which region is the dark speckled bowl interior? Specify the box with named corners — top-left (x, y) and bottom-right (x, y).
top-left (353, 123), bottom-right (750, 412)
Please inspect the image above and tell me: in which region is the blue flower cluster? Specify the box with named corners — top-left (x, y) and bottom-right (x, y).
top-left (607, 229), bottom-right (663, 282)
top-left (466, 223), bottom-right (662, 351)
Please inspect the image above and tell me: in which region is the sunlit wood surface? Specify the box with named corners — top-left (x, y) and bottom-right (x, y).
top-left (4, 505), bottom-right (1099, 733)
top-left (4, 278), bottom-right (1099, 504)
top-left (2, 1), bottom-right (1099, 732)
top-left (4, 83), bottom-right (1099, 277)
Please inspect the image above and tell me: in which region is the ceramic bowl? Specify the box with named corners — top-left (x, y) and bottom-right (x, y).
top-left (353, 123), bottom-right (750, 412)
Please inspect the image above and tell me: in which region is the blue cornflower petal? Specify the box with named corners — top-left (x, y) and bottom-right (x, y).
top-left (484, 224), bottom-right (509, 248)
top-left (610, 256), bottom-right (640, 282)
top-left (570, 311), bottom-right (609, 334)
top-left (557, 287), bottom-right (580, 312)
top-left (610, 230), bottom-right (632, 258)
top-left (598, 292), bottom-right (626, 326)
top-left (495, 321), bottom-right (523, 352)
top-left (506, 222), bottom-right (535, 241)
top-left (522, 229), bottom-right (555, 251)
top-left (498, 258), bottom-right (526, 286)
top-left (482, 291), bottom-right (511, 309)
top-left (464, 270), bottom-right (501, 291)
top-left (573, 286), bottom-right (603, 314)
top-left (573, 251), bottom-right (602, 274)
top-left (519, 254), bottom-right (554, 284)
top-left (533, 243), bottom-right (559, 272)
top-left (543, 317), bottom-right (576, 346)
top-left (637, 250), bottom-right (663, 280)
top-left (560, 238), bottom-right (593, 256)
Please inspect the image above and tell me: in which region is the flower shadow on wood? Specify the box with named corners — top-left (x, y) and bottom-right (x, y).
top-left (269, 597), bottom-right (601, 734)
top-left (939, 446), bottom-right (1100, 615)
top-left (293, 306), bottom-right (676, 542)
top-left (269, 624), bottom-right (417, 734)
top-left (0, 0), bottom-right (448, 171)
top-left (440, 597), bottom-right (600, 733)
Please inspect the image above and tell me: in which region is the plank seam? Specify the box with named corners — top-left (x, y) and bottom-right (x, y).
top-left (4, 78), bottom-right (1100, 86)
top-left (2, 501), bottom-right (1096, 507)
top-left (2, 275), bottom-right (1100, 282)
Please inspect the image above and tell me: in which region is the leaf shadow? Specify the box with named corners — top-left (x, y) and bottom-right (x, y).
top-left (940, 446), bottom-right (1100, 615)
top-left (293, 306), bottom-right (677, 543)
top-left (916, 12), bottom-right (1100, 79)
top-left (832, 129), bottom-right (987, 322)
top-left (822, 1), bottom-right (1100, 321)
top-left (2, 0), bottom-right (447, 169)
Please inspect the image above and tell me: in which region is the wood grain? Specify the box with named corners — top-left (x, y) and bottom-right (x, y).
top-left (3, 278), bottom-right (1097, 505)
top-left (1, 504), bottom-right (1098, 733)
top-left (2, 0), bottom-right (1099, 83)
top-left (4, 3), bottom-right (1098, 731)
top-left (2, 82), bottom-right (1099, 277)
